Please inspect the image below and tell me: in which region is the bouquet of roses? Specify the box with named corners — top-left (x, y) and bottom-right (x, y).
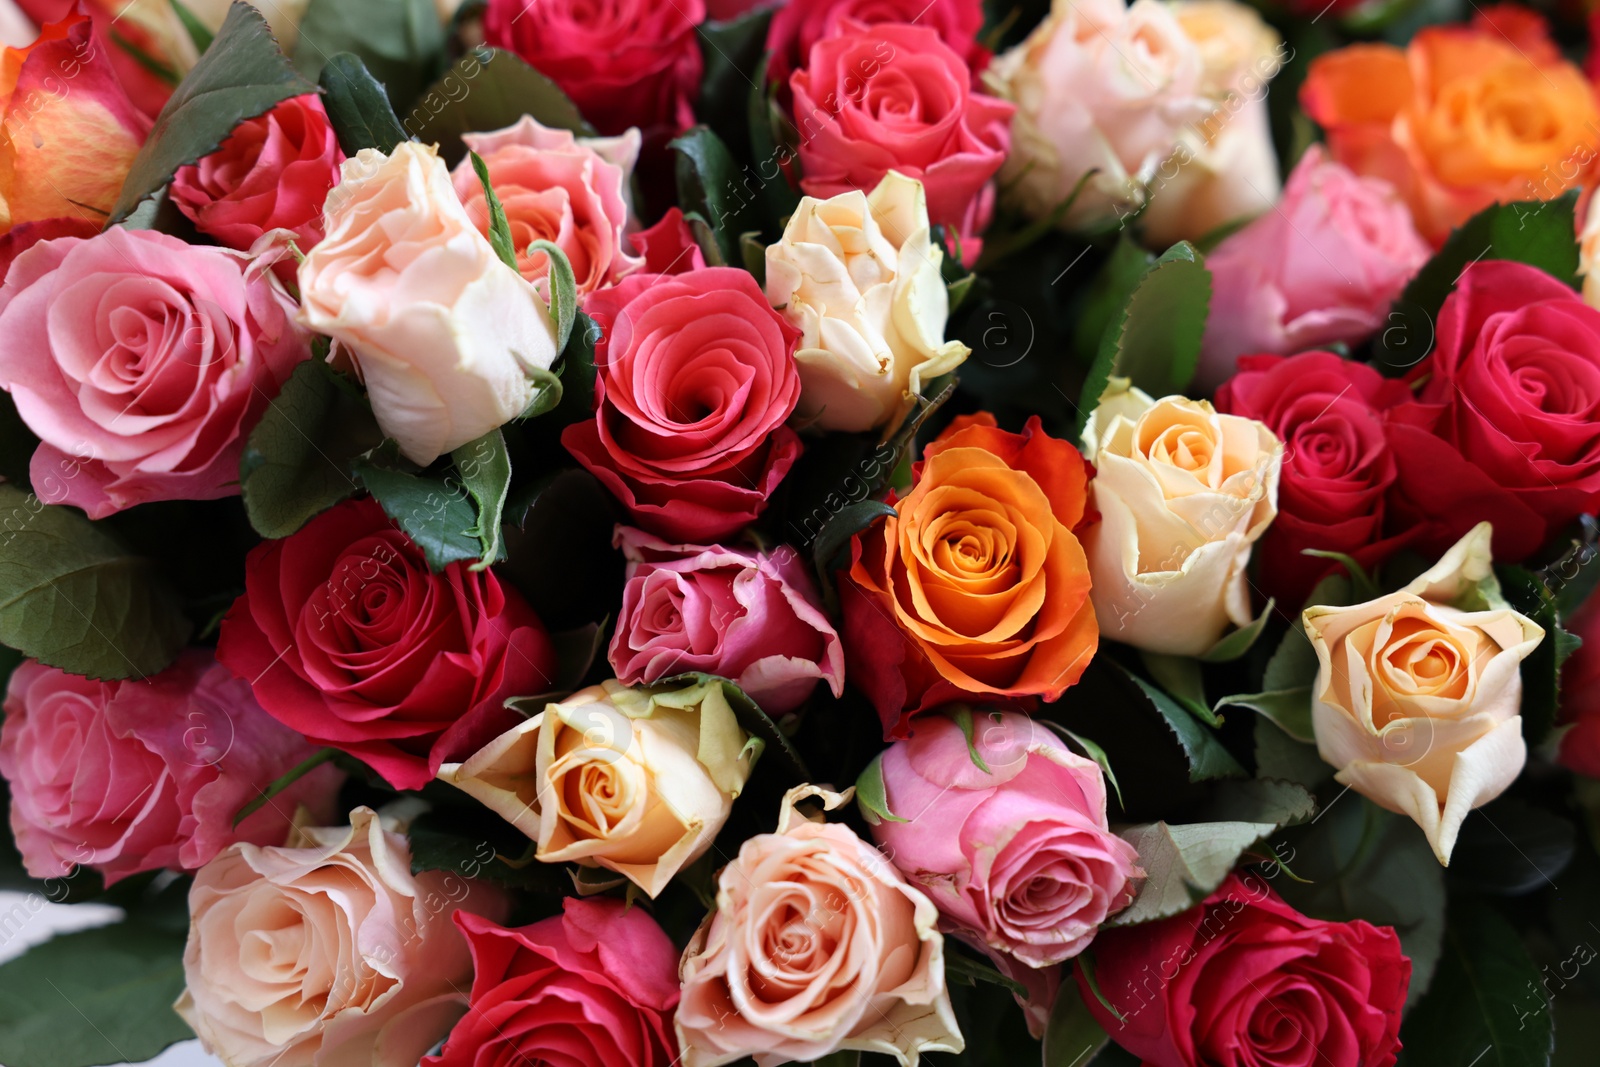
top-left (1, 0), bottom-right (1599, 1064)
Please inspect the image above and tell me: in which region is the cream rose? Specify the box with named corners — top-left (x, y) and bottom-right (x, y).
top-left (1082, 382), bottom-right (1282, 655)
top-left (176, 805), bottom-right (506, 1067)
top-left (1303, 523), bottom-right (1543, 865)
top-left (298, 141), bottom-right (561, 466)
top-left (765, 171), bottom-right (969, 434)
top-left (437, 678), bottom-right (755, 897)
top-left (676, 785), bottom-right (963, 1067)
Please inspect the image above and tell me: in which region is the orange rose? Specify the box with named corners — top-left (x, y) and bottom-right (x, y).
top-left (841, 413), bottom-right (1098, 737)
top-left (1301, 23), bottom-right (1600, 245)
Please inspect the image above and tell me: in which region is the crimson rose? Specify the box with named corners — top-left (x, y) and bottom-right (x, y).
top-left (766, 0), bottom-right (987, 89)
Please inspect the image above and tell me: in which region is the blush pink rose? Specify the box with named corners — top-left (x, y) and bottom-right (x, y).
top-left (0, 652), bottom-right (342, 886)
top-left (450, 116), bottom-right (645, 297)
top-left (0, 227), bottom-right (309, 517)
top-left (766, 0), bottom-right (987, 89)
top-left (169, 94), bottom-right (343, 261)
top-left (1198, 145), bottom-right (1430, 391)
top-left (870, 709), bottom-right (1140, 968)
top-left (423, 900), bottom-right (681, 1067)
top-left (609, 526), bottom-right (845, 714)
top-left (791, 21), bottom-right (1014, 251)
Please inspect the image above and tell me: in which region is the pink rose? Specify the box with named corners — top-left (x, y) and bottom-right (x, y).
top-left (609, 526), bottom-right (845, 714)
top-left (630, 207), bottom-right (706, 275)
top-left (766, 0), bottom-right (987, 89)
top-left (870, 709), bottom-right (1140, 967)
top-left (450, 116), bottom-right (645, 297)
top-left (0, 652), bottom-right (342, 886)
top-left (423, 900), bottom-right (680, 1067)
top-left (169, 94), bottom-right (343, 262)
top-left (791, 21), bottom-right (1013, 250)
top-left (1198, 145), bottom-right (1430, 391)
top-left (0, 227), bottom-right (309, 517)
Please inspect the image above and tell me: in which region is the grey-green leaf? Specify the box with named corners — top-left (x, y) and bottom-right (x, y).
top-left (1110, 820), bottom-right (1279, 926)
top-left (354, 463), bottom-right (480, 571)
top-left (452, 429), bottom-right (512, 569)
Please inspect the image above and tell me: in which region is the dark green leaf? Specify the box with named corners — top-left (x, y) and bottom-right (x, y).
top-left (1196, 777), bottom-right (1317, 826)
top-left (1053, 724), bottom-right (1125, 809)
top-left (354, 463), bottom-right (479, 571)
top-left (1253, 716), bottom-right (1332, 790)
top-left (697, 9), bottom-right (773, 164)
top-left (407, 808), bottom-right (570, 893)
top-left (1116, 662), bottom-right (1245, 782)
top-left (1219, 687), bottom-right (1314, 742)
top-left (406, 47), bottom-right (593, 165)
top-left (0, 485), bottom-right (190, 679)
top-left (109, 3), bottom-right (315, 223)
top-left (292, 0), bottom-right (445, 109)
top-left (1499, 564), bottom-right (1578, 747)
top-left (943, 951), bottom-right (1029, 997)
top-left (1072, 235), bottom-right (1153, 365)
top-left (672, 125), bottom-right (765, 267)
top-left (1200, 599), bottom-right (1275, 662)
top-left (318, 51), bottom-right (410, 155)
top-left (168, 0), bottom-right (214, 53)
top-left (1448, 797), bottom-right (1574, 896)
top-left (812, 500), bottom-right (896, 575)
top-left (1140, 651), bottom-right (1217, 725)
top-left (745, 56), bottom-right (801, 224)
top-left (452, 430), bottom-right (512, 569)
top-left (1044, 977), bottom-right (1111, 1067)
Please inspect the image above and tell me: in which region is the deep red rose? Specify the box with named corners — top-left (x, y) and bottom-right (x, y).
top-left (766, 0), bottom-right (987, 90)
top-left (1386, 260), bottom-right (1600, 563)
top-left (1214, 352), bottom-right (1415, 606)
top-left (1081, 875), bottom-right (1409, 1067)
top-left (423, 900), bottom-right (681, 1067)
top-left (790, 20), bottom-right (1012, 253)
top-left (217, 497), bottom-right (558, 791)
top-left (169, 94), bottom-right (343, 263)
top-left (562, 268), bottom-right (802, 543)
top-left (1558, 590), bottom-right (1600, 777)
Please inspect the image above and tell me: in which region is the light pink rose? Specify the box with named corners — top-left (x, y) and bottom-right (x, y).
top-left (0, 652), bottom-right (342, 886)
top-left (608, 526), bottom-right (844, 714)
top-left (869, 709), bottom-right (1141, 968)
top-left (450, 115), bottom-right (645, 297)
top-left (1198, 145), bottom-right (1430, 391)
top-left (0, 227), bottom-right (309, 517)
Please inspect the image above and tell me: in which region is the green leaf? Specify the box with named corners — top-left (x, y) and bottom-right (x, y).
top-left (1196, 777), bottom-right (1317, 826)
top-left (697, 9), bottom-right (774, 164)
top-left (1053, 725), bottom-right (1125, 809)
top-left (318, 51), bottom-right (410, 155)
top-left (1072, 235), bottom-right (1153, 365)
top-left (0, 485), bottom-right (190, 680)
top-left (406, 47), bottom-right (593, 165)
top-left (855, 751), bottom-right (908, 825)
top-left (530, 240), bottom-right (578, 354)
top-left (0, 922), bottom-right (191, 1067)
top-left (239, 360), bottom-right (384, 539)
top-left (544, 310), bottom-right (601, 429)
top-left (471, 150), bottom-right (518, 271)
top-left (354, 463), bottom-right (480, 571)
top-left (672, 125), bottom-right (766, 267)
top-left (292, 0), bottom-right (445, 109)
top-left (452, 430), bottom-right (512, 570)
top-left (942, 950), bottom-right (1029, 997)
top-left (744, 55), bottom-right (801, 224)
top-left (109, 3), bottom-right (316, 223)
top-left (1219, 687), bottom-right (1314, 743)
top-left (1253, 716), bottom-right (1332, 790)
top-left (1140, 651), bottom-right (1217, 725)
top-left (1200, 598), bottom-right (1275, 662)
top-left (1496, 564), bottom-right (1583, 747)
top-left (1110, 819), bottom-right (1280, 925)
top-left (518, 366), bottom-right (565, 420)
top-left (1044, 976), bottom-right (1111, 1067)
top-left (1116, 662), bottom-right (1245, 782)
top-left (168, 0), bottom-right (214, 53)
top-left (812, 500), bottom-right (896, 576)
top-left (659, 672), bottom-right (809, 781)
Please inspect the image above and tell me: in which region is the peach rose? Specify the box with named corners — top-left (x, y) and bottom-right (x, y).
top-left (676, 785), bottom-right (963, 1067)
top-left (1581, 190), bottom-right (1600, 311)
top-left (450, 115), bottom-right (645, 298)
top-left (1082, 384), bottom-right (1282, 655)
top-left (298, 141), bottom-right (561, 466)
top-left (437, 678), bottom-right (754, 898)
top-left (176, 805), bottom-right (507, 1067)
top-left (1303, 523), bottom-right (1543, 865)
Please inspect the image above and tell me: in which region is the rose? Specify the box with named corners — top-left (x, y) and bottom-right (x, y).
top-left (609, 526), bottom-right (845, 715)
top-left (176, 806), bottom-right (507, 1067)
top-left (482, 0), bottom-right (703, 144)
top-left (765, 170), bottom-right (969, 434)
top-left (844, 414), bottom-right (1099, 737)
top-left (676, 785), bottom-right (963, 1067)
top-left (1082, 874), bottom-right (1409, 1067)
top-left (629, 207), bottom-right (706, 275)
top-left (560, 268), bottom-right (803, 543)
top-left (217, 496), bottom-right (559, 792)
top-left (1214, 352), bottom-right (1414, 607)
top-left (0, 652), bottom-right (341, 886)
top-left (1557, 589), bottom-right (1600, 777)
top-left (1385, 260), bottom-right (1600, 564)
top-left (10, 0), bottom-right (183, 119)
top-left (1082, 385), bottom-right (1282, 656)
top-left (422, 900), bottom-right (680, 1067)
top-left (791, 21), bottom-right (1014, 252)
top-left (985, 0), bottom-right (1210, 230)
top-left (869, 709), bottom-right (1140, 967)
top-left (1301, 24), bottom-right (1600, 245)
top-left (765, 0), bottom-right (987, 90)
top-left (0, 227), bottom-right (308, 517)
top-left (170, 94), bottom-right (343, 264)
top-left (1303, 523), bottom-right (1542, 864)
top-left (1138, 0), bottom-right (1284, 249)
top-left (449, 116), bottom-right (645, 297)
top-left (298, 141), bottom-right (560, 466)
top-left (438, 678), bottom-right (755, 897)
top-left (1198, 146), bottom-right (1430, 389)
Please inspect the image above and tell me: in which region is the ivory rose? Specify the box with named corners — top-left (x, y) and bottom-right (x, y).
top-left (1081, 384), bottom-right (1282, 656)
top-left (1303, 523), bottom-right (1543, 865)
top-left (450, 116), bottom-right (645, 297)
top-left (298, 141), bottom-right (561, 466)
top-left (438, 678), bottom-right (756, 898)
top-left (176, 806), bottom-right (508, 1067)
top-left (766, 171), bottom-right (969, 434)
top-left (676, 785), bottom-right (963, 1067)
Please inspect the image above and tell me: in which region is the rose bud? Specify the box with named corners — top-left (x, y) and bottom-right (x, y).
top-left (1303, 522), bottom-right (1542, 864)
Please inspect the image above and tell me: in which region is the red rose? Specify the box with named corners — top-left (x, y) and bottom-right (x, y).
top-left (562, 268), bottom-right (802, 543)
top-left (629, 207), bottom-right (706, 275)
top-left (790, 20), bottom-right (1012, 251)
top-left (1081, 875), bottom-right (1409, 1067)
top-left (170, 94), bottom-right (343, 264)
top-left (217, 497), bottom-right (558, 791)
top-left (423, 899), bottom-right (681, 1067)
top-left (1558, 590), bottom-right (1600, 777)
top-left (766, 0), bottom-right (987, 90)
top-left (1387, 260), bottom-right (1600, 562)
top-left (1214, 352), bottom-right (1414, 607)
